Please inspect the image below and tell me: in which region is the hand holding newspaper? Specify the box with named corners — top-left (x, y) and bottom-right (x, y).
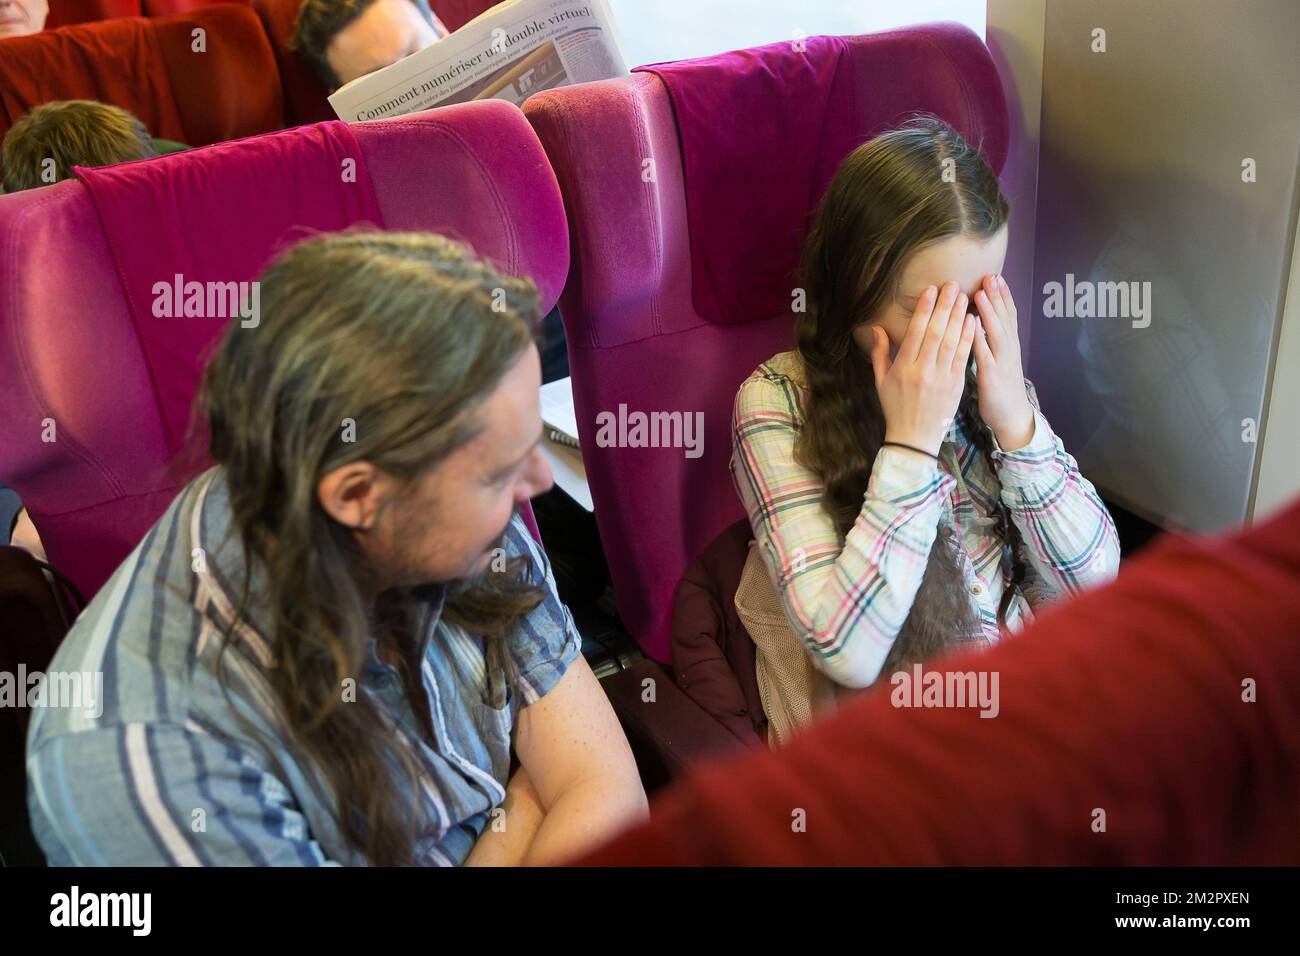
top-left (328, 0), bottom-right (628, 122)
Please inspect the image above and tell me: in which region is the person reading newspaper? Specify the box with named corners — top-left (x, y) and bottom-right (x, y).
top-left (293, 0), bottom-right (451, 91)
top-left (327, 0), bottom-right (627, 121)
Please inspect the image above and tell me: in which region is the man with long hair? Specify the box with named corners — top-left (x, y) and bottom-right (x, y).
top-left (26, 231), bottom-right (647, 866)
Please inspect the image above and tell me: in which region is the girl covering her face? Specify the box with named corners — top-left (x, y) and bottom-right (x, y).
top-left (731, 117), bottom-right (1120, 726)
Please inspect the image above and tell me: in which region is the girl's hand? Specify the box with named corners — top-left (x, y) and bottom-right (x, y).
top-left (870, 281), bottom-right (977, 457)
top-left (972, 274), bottom-right (1035, 451)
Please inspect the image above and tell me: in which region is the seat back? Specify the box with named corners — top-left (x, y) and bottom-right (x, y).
top-left (0, 5), bottom-right (283, 146)
top-left (45, 0), bottom-right (142, 29)
top-left (0, 101), bottom-right (567, 600)
top-left (142, 0), bottom-right (248, 15)
top-left (0, 546), bottom-right (82, 866)
top-left (46, 0), bottom-right (245, 28)
top-left (250, 0), bottom-right (334, 126)
top-left (524, 24), bottom-right (1009, 662)
top-left (430, 0), bottom-right (498, 31)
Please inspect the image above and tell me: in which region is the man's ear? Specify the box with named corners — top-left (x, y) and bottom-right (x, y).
top-left (317, 461), bottom-right (386, 531)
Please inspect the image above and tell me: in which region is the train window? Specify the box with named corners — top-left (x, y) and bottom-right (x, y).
top-left (609, 0), bottom-right (986, 66)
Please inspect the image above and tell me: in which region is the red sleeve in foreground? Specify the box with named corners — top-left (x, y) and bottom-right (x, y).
top-left (576, 501), bottom-right (1300, 866)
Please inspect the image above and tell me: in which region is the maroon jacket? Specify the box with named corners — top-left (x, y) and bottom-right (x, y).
top-left (581, 500), bottom-right (1300, 866)
top-left (670, 518), bottom-right (766, 746)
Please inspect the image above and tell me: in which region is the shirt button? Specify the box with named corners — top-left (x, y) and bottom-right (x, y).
top-left (970, 583), bottom-right (984, 595)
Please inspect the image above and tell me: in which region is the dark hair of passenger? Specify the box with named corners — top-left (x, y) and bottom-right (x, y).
top-left (194, 231), bottom-right (548, 866)
top-left (291, 0), bottom-right (381, 89)
top-left (795, 115), bottom-right (1025, 674)
top-left (1, 99), bottom-right (157, 192)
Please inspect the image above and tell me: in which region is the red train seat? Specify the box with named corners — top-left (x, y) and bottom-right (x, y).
top-left (44, 0), bottom-right (141, 30)
top-left (0, 5), bottom-right (283, 146)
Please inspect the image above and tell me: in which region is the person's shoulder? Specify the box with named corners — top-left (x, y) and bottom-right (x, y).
top-left (150, 138), bottom-right (190, 155)
top-left (35, 471), bottom-right (221, 736)
top-left (497, 512), bottom-right (552, 585)
top-left (493, 517), bottom-right (582, 705)
top-left (735, 350), bottom-right (807, 424)
top-left (55, 474), bottom-right (201, 658)
top-left (501, 511), bottom-right (541, 555)
top-left (743, 349), bottom-right (806, 387)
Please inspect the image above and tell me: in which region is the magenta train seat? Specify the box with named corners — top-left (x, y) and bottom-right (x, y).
top-left (75, 121), bottom-right (384, 457)
top-left (525, 24), bottom-right (1009, 662)
top-left (0, 101), bottom-right (567, 600)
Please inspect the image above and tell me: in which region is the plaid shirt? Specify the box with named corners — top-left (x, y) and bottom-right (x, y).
top-left (26, 467), bottom-right (581, 866)
top-left (731, 350), bottom-right (1120, 688)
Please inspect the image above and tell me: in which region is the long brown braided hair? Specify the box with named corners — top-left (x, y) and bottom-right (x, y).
top-left (795, 117), bottom-right (1027, 677)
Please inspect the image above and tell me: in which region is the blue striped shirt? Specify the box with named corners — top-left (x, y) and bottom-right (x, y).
top-left (26, 467), bottom-right (581, 866)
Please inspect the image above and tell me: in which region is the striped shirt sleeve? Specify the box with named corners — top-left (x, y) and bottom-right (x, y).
top-left (26, 721), bottom-right (340, 866)
top-left (991, 380), bottom-right (1122, 605)
top-left (502, 514), bottom-right (583, 707)
top-left (730, 372), bottom-right (955, 688)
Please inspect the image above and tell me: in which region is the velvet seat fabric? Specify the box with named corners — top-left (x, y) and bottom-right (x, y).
top-left (579, 497), bottom-right (1300, 865)
top-left (45, 0), bottom-right (141, 29)
top-left (0, 6), bottom-right (283, 147)
top-left (0, 100), bottom-right (567, 598)
top-left (76, 121), bottom-right (383, 455)
top-left (250, 0), bottom-right (335, 126)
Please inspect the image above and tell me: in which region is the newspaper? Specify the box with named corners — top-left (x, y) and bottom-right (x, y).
top-left (327, 0), bottom-right (628, 122)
